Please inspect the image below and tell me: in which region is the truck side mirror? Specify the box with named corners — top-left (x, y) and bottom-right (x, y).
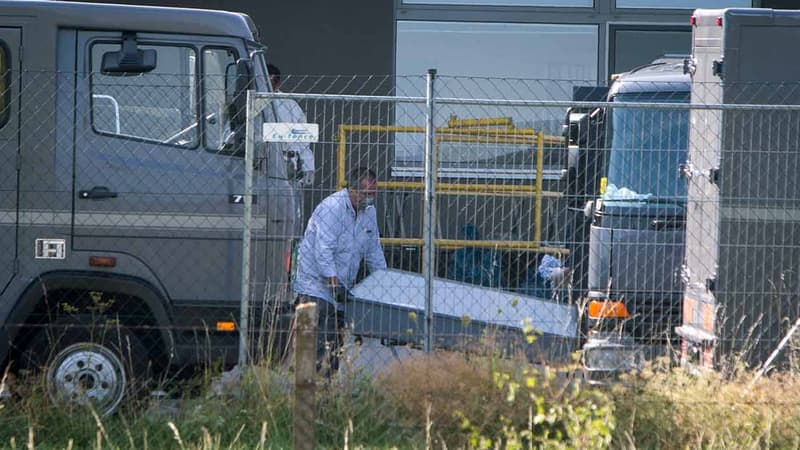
top-left (222, 59), bottom-right (254, 156)
top-left (101, 32), bottom-right (156, 75)
top-left (225, 59), bottom-right (254, 129)
top-left (565, 106), bottom-right (606, 208)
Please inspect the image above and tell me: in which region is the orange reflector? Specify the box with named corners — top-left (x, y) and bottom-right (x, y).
top-left (89, 256), bottom-right (116, 268)
top-left (216, 321), bottom-right (236, 332)
top-left (587, 300), bottom-right (629, 319)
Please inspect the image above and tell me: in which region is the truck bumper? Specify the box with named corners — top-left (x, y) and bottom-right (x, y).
top-left (582, 332), bottom-right (643, 382)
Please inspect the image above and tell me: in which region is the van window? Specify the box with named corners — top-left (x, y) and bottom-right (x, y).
top-left (0, 43), bottom-right (9, 129)
top-left (90, 43), bottom-right (198, 148)
top-left (202, 47), bottom-right (237, 153)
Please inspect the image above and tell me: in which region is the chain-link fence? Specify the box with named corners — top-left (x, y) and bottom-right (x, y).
top-left (271, 74), bottom-right (586, 446)
top-left (682, 80), bottom-right (800, 372)
top-left (4, 68), bottom-right (800, 442)
top-left (264, 73), bottom-right (800, 441)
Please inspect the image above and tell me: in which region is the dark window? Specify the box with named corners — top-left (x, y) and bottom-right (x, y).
top-left (609, 26), bottom-right (691, 77)
top-left (0, 43), bottom-right (10, 129)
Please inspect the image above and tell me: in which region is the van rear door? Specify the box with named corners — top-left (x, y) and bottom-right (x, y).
top-left (0, 28), bottom-right (20, 295)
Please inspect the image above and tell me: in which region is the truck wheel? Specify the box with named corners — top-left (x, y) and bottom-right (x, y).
top-left (22, 316), bottom-right (149, 416)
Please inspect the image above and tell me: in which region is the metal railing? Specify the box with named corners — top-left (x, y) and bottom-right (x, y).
top-left (336, 122), bottom-right (566, 254)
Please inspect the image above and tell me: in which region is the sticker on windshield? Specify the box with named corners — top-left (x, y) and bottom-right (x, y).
top-left (263, 123), bottom-right (319, 143)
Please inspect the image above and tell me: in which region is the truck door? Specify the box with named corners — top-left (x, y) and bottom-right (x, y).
top-left (71, 31), bottom-right (267, 314)
top-left (0, 28), bottom-right (20, 294)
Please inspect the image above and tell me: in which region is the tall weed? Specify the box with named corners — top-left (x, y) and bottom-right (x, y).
top-left (611, 360), bottom-right (800, 449)
top-left (376, 349), bottom-right (615, 449)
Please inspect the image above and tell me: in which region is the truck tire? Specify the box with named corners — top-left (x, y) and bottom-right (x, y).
top-left (21, 315), bottom-right (149, 416)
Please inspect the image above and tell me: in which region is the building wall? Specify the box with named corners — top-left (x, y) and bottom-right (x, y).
top-left (69, 0), bottom-right (394, 89)
top-left (72, 0), bottom-right (778, 83)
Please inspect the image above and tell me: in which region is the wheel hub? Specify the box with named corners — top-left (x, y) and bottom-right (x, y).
top-left (47, 342), bottom-right (126, 415)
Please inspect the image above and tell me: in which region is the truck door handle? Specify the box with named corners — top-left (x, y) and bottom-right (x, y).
top-left (650, 218), bottom-right (685, 231)
top-left (79, 186), bottom-right (118, 200)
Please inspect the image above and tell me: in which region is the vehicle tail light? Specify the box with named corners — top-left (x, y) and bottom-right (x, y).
top-left (587, 300), bottom-right (630, 319)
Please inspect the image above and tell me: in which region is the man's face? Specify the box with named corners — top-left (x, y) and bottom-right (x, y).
top-left (354, 177), bottom-right (377, 210)
top-left (270, 75), bottom-right (280, 91)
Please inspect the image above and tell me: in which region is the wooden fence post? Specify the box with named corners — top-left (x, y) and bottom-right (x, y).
top-left (294, 302), bottom-right (318, 450)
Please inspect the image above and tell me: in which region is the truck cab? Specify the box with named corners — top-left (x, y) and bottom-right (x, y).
top-left (0, 1), bottom-right (297, 414)
top-left (567, 57), bottom-right (690, 378)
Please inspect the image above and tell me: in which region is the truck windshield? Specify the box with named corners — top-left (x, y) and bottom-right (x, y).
top-left (606, 91), bottom-right (689, 205)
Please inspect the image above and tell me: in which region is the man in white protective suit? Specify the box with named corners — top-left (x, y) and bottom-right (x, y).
top-left (267, 63), bottom-right (315, 186)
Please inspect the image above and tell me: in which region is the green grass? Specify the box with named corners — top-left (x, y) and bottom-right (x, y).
top-left (0, 361), bottom-right (423, 449)
top-left (3, 347), bottom-right (800, 449)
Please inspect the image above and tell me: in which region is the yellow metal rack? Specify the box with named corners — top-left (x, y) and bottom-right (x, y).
top-left (336, 117), bottom-right (568, 255)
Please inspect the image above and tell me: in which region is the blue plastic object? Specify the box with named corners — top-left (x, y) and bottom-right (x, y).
top-left (519, 255), bottom-right (565, 299)
top-left (446, 224), bottom-right (501, 288)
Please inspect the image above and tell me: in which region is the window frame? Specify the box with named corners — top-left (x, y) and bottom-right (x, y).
top-left (393, 19), bottom-right (599, 179)
top-left (606, 23), bottom-right (691, 78)
top-left (88, 39), bottom-right (201, 150)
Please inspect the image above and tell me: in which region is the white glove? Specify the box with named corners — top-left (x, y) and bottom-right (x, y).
top-left (300, 170), bottom-right (315, 186)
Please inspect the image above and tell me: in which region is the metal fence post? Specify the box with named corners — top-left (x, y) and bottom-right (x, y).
top-left (239, 89), bottom-right (255, 369)
top-left (423, 69), bottom-right (437, 354)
